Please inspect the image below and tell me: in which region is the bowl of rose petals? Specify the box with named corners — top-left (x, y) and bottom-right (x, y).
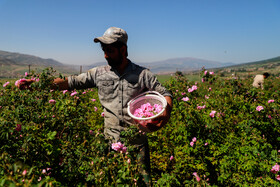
top-left (127, 91), bottom-right (167, 132)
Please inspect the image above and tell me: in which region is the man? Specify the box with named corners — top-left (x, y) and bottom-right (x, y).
top-left (18, 27), bottom-right (173, 186)
top-left (252, 72), bottom-right (270, 89)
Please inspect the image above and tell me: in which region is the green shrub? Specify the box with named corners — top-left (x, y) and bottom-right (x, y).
top-left (0, 68), bottom-right (279, 186)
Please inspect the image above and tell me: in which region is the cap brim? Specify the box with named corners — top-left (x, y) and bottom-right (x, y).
top-left (94, 36), bottom-right (117, 44)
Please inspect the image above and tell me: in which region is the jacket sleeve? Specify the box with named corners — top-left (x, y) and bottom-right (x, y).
top-left (68, 68), bottom-right (97, 90)
top-left (142, 69), bottom-right (173, 98)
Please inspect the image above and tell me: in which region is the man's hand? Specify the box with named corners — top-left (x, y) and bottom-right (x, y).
top-left (16, 79), bottom-right (35, 90)
top-left (51, 78), bottom-right (69, 90)
top-left (141, 96), bottom-right (173, 132)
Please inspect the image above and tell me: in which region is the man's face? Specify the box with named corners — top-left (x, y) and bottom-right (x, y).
top-left (101, 44), bottom-right (122, 68)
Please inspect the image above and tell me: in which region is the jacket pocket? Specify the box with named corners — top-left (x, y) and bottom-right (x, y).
top-left (126, 82), bottom-right (141, 98)
top-left (98, 80), bottom-right (115, 99)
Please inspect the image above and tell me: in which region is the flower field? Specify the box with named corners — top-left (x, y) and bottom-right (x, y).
top-left (0, 68), bottom-right (280, 186)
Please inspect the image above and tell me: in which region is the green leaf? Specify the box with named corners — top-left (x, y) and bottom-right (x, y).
top-left (47, 131), bottom-right (57, 140)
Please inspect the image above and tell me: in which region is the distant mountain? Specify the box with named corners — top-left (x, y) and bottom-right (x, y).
top-left (224, 56), bottom-right (280, 68)
top-left (0, 50), bottom-right (79, 78)
top-left (85, 57), bottom-right (235, 74)
top-left (0, 50), bottom-right (63, 66)
top-left (138, 57), bottom-right (235, 73)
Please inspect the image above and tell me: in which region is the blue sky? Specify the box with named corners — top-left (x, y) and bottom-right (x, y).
top-left (0, 0), bottom-right (279, 65)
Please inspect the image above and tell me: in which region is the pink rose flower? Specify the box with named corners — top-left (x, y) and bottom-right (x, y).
top-left (201, 78), bottom-right (205, 82)
top-left (209, 72), bottom-right (214, 75)
top-left (89, 130), bottom-right (94, 135)
top-left (121, 146), bottom-right (127, 153)
top-left (71, 91), bottom-right (78, 96)
top-left (190, 141), bottom-right (194, 147)
top-left (133, 103), bottom-right (163, 118)
top-left (22, 170), bottom-right (27, 176)
top-left (256, 106), bottom-right (264, 111)
top-left (112, 142), bottom-right (127, 153)
top-left (94, 107), bottom-right (98, 111)
top-left (204, 70), bottom-right (208, 75)
top-left (3, 81), bottom-right (10, 87)
top-left (49, 99), bottom-right (56, 104)
top-left (25, 72), bottom-right (28, 76)
top-left (276, 175), bottom-right (280, 181)
top-left (62, 90), bottom-right (68, 94)
top-left (192, 137), bottom-right (197, 142)
top-left (101, 112), bottom-right (105, 117)
top-left (268, 100), bottom-right (275, 103)
top-left (192, 85), bottom-right (197, 90)
top-left (91, 99), bottom-right (96, 102)
top-left (182, 97), bottom-right (189, 102)
top-left (209, 110), bottom-right (216, 118)
top-left (170, 155), bottom-right (174, 161)
top-left (15, 79), bottom-right (27, 87)
top-left (154, 104), bottom-right (163, 113)
top-left (271, 163), bottom-right (280, 174)
top-left (193, 172), bottom-right (201, 182)
top-left (197, 105), bottom-right (206, 110)
top-left (267, 115), bottom-right (272, 119)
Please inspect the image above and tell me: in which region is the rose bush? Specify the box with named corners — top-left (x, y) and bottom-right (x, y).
top-left (0, 67), bottom-right (279, 186)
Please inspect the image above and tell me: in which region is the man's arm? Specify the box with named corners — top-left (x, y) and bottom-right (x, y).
top-left (17, 77), bottom-right (69, 90)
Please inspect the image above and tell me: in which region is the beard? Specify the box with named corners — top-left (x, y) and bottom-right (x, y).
top-left (106, 55), bottom-right (123, 69)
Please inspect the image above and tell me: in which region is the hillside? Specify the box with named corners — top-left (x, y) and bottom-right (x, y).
top-left (0, 50), bottom-right (79, 78)
top-left (0, 50), bottom-right (63, 66)
top-left (235, 56), bottom-right (280, 66)
top-left (213, 56), bottom-right (280, 77)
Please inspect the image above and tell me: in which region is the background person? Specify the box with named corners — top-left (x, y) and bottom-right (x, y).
top-left (18, 27), bottom-right (173, 186)
top-left (252, 72), bottom-right (270, 89)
